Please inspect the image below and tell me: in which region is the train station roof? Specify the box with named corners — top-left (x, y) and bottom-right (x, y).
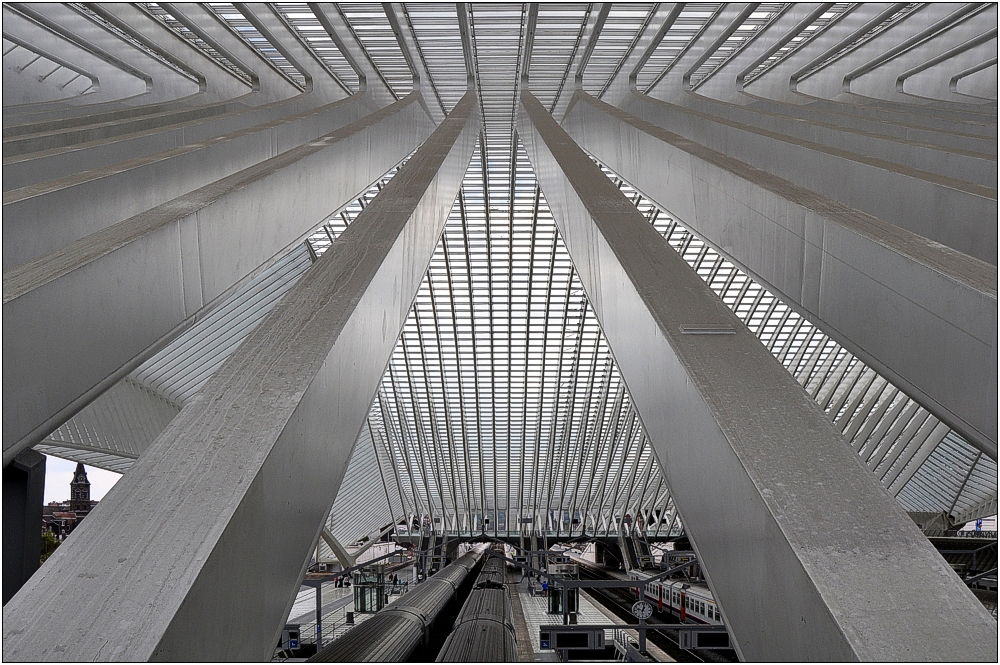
top-left (27, 2), bottom-right (996, 548)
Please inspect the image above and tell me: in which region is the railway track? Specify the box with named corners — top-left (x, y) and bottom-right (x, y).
top-left (576, 563), bottom-right (735, 663)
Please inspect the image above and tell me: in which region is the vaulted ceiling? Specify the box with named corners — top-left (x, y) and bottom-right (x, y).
top-left (14, 2), bottom-right (995, 546)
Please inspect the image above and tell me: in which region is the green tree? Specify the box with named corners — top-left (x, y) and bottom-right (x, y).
top-left (40, 530), bottom-right (60, 565)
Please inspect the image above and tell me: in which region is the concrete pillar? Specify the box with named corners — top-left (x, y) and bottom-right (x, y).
top-left (518, 89), bottom-right (997, 661)
top-left (3, 449), bottom-right (45, 606)
top-left (2, 91), bottom-right (480, 662)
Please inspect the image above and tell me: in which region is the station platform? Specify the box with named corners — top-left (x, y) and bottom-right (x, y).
top-left (277, 577), bottom-right (415, 659)
top-left (508, 573), bottom-right (674, 662)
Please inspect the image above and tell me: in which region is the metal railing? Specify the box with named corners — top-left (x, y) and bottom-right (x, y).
top-left (924, 530), bottom-right (997, 539)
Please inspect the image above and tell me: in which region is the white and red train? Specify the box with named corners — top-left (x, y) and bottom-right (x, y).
top-left (628, 569), bottom-right (724, 626)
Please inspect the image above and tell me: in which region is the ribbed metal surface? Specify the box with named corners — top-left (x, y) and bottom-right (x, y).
top-left (437, 622), bottom-right (518, 662)
top-left (436, 552), bottom-right (517, 662)
top-left (310, 547), bottom-right (486, 663)
top-left (310, 612), bottom-right (424, 662)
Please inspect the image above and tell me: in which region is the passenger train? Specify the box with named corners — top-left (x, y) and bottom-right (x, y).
top-left (628, 569), bottom-right (724, 626)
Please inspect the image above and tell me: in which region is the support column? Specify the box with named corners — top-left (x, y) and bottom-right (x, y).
top-left (2, 91), bottom-right (480, 662)
top-left (3, 93), bottom-right (434, 468)
top-left (518, 90), bottom-right (997, 661)
top-left (2, 449), bottom-right (45, 606)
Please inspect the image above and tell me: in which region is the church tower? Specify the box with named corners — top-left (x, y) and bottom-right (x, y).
top-left (69, 463), bottom-right (91, 515)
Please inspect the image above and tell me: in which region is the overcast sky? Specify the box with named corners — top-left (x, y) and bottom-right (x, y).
top-left (43, 455), bottom-right (121, 504)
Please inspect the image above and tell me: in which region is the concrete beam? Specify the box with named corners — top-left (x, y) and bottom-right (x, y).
top-left (697, 4), bottom-right (833, 103)
top-left (2, 90), bottom-right (479, 662)
top-left (93, 2), bottom-right (252, 103)
top-left (234, 3), bottom-right (349, 101)
top-left (563, 90), bottom-right (997, 462)
top-left (1, 5), bottom-right (148, 105)
top-left (4, 93), bottom-right (378, 267)
top-left (654, 94), bottom-right (997, 185)
top-left (321, 529), bottom-right (356, 568)
top-left (1, 32), bottom-right (100, 106)
top-left (519, 89), bottom-right (998, 661)
top-left (159, 2), bottom-right (301, 103)
top-left (899, 32), bottom-right (998, 104)
top-left (622, 92), bottom-right (997, 263)
top-left (846, 5), bottom-right (998, 105)
top-left (14, 3), bottom-right (202, 105)
top-left (3, 93), bottom-right (435, 468)
top-left (953, 59), bottom-right (998, 100)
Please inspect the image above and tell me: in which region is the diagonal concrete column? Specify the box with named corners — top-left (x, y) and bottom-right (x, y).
top-left (2, 90), bottom-right (480, 662)
top-left (519, 89), bottom-right (998, 661)
top-left (563, 90), bottom-right (997, 462)
top-left (3, 92), bottom-right (434, 468)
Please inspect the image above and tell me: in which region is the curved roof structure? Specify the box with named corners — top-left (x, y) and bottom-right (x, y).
top-left (3, 3), bottom-right (996, 661)
top-left (23, 2), bottom-right (995, 546)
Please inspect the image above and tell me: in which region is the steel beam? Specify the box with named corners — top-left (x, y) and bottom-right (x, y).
top-left (562, 90), bottom-right (997, 462)
top-left (840, 5), bottom-right (996, 104)
top-left (3, 93), bottom-right (435, 468)
top-left (321, 529), bottom-right (356, 568)
top-left (519, 89), bottom-right (997, 661)
top-left (2, 90), bottom-right (479, 662)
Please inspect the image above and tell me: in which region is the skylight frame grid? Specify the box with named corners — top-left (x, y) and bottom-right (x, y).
top-left (273, 3), bottom-right (361, 91)
top-left (529, 3), bottom-right (592, 112)
top-left (354, 135), bottom-right (670, 535)
top-left (337, 3), bottom-right (413, 97)
top-left (141, 2), bottom-right (254, 85)
top-left (208, 2), bottom-right (307, 88)
top-left (635, 2), bottom-right (723, 92)
top-left (401, 3), bottom-right (467, 114)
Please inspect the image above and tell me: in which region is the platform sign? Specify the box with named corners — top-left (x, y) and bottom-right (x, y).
top-left (539, 627), bottom-right (605, 650)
